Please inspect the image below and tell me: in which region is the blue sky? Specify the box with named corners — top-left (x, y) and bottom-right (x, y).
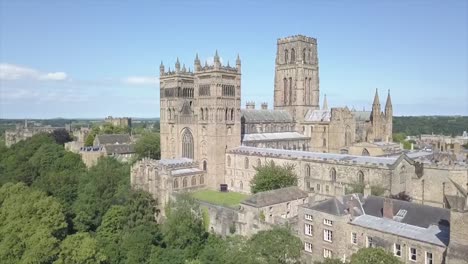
top-left (0, 0), bottom-right (467, 118)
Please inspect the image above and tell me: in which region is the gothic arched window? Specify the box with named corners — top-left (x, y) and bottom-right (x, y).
top-left (203, 160), bottom-right (207, 171)
top-left (200, 108), bottom-right (204, 120)
top-left (330, 168), bottom-right (337, 182)
top-left (227, 155), bottom-right (231, 167)
top-left (205, 108), bottom-right (209, 121)
top-left (305, 164), bottom-right (311, 178)
top-left (302, 48), bottom-right (306, 62)
top-left (284, 49), bottom-right (289, 64)
top-left (289, 77), bottom-right (293, 105)
top-left (200, 175), bottom-right (204, 185)
top-left (191, 176), bottom-right (196, 186)
top-left (181, 128), bottom-right (194, 159)
top-left (291, 48), bottom-right (296, 63)
top-left (230, 108), bottom-right (234, 120)
top-left (362, 148), bottom-right (370, 156)
top-left (173, 178), bottom-right (179, 189)
top-left (244, 157), bottom-right (249, 169)
top-left (358, 171), bottom-right (365, 184)
top-left (182, 177), bottom-right (187, 188)
top-left (283, 78), bottom-right (288, 104)
top-left (400, 166), bottom-right (406, 184)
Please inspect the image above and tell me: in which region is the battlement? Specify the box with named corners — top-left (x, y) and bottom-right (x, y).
top-left (160, 52), bottom-right (241, 76)
top-left (277, 34), bottom-right (317, 44)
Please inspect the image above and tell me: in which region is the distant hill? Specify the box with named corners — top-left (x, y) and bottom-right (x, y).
top-left (393, 116), bottom-right (468, 136)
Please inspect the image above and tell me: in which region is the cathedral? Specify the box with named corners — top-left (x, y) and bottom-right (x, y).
top-left (156, 34), bottom-right (393, 189)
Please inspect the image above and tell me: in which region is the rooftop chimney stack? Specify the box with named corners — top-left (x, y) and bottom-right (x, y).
top-left (383, 198), bottom-right (394, 219)
top-left (261, 102), bottom-right (268, 110)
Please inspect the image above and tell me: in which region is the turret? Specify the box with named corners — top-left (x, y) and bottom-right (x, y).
top-left (371, 88), bottom-right (381, 119)
top-left (175, 57), bottom-right (180, 72)
top-left (236, 54), bottom-right (241, 73)
top-left (322, 94), bottom-right (328, 110)
top-left (385, 89), bottom-right (393, 142)
top-left (214, 50), bottom-right (220, 69)
top-left (194, 53), bottom-right (201, 72)
top-left (159, 61), bottom-right (165, 76)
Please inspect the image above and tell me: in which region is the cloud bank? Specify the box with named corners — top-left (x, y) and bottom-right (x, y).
top-left (0, 63), bottom-right (68, 81)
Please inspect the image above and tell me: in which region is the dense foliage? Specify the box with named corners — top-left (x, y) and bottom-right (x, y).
top-left (0, 133), bottom-right (302, 263)
top-left (135, 132), bottom-right (161, 160)
top-left (251, 161), bottom-right (298, 193)
top-left (350, 248), bottom-right (403, 264)
top-left (393, 116), bottom-right (468, 136)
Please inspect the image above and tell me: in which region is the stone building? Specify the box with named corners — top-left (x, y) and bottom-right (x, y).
top-left (104, 116), bottom-right (132, 128)
top-left (225, 146), bottom-right (467, 209)
top-left (4, 120), bottom-right (67, 147)
top-left (79, 133), bottom-right (136, 167)
top-left (298, 193), bottom-right (467, 264)
top-left (131, 158), bottom-right (206, 218)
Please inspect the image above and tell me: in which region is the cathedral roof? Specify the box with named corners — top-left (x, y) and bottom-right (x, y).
top-left (227, 146), bottom-right (399, 167)
top-left (242, 132), bottom-right (309, 142)
top-left (304, 109), bottom-right (331, 122)
top-left (352, 111), bottom-right (371, 121)
top-left (241, 109), bottom-right (292, 123)
top-left (95, 134), bottom-right (131, 145)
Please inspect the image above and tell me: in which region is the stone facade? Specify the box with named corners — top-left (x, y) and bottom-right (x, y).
top-left (298, 194), bottom-right (456, 264)
top-left (4, 120), bottom-right (66, 147)
top-left (104, 116), bottom-right (132, 128)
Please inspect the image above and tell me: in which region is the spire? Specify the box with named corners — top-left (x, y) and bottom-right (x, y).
top-left (214, 50), bottom-right (220, 63)
top-left (182, 64), bottom-right (186, 72)
top-left (175, 57), bottom-right (180, 71)
top-left (195, 53), bottom-right (199, 61)
top-left (322, 94), bottom-right (328, 110)
top-left (385, 89), bottom-right (392, 108)
top-left (236, 54), bottom-right (241, 65)
top-left (373, 88), bottom-right (380, 106)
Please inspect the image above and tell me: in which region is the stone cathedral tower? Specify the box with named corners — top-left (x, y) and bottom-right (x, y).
top-left (274, 35), bottom-right (320, 121)
top-left (159, 52), bottom-right (241, 188)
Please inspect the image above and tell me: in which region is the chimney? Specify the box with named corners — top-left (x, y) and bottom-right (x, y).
top-left (261, 102), bottom-right (268, 110)
top-left (383, 198), bottom-right (394, 219)
top-left (246, 101), bottom-right (255, 110)
top-left (364, 184), bottom-right (371, 197)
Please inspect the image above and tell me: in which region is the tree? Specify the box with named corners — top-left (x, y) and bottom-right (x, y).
top-left (0, 183), bottom-right (67, 264)
top-left (314, 259), bottom-right (343, 264)
top-left (350, 248), bottom-right (403, 264)
top-left (247, 227), bottom-right (302, 264)
top-left (52, 128), bottom-right (73, 145)
top-left (250, 161), bottom-right (297, 193)
top-left (54, 233), bottom-right (107, 264)
top-left (135, 132), bottom-right (161, 160)
top-left (162, 195), bottom-right (208, 258)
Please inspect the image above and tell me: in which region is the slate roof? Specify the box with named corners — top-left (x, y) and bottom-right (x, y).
top-left (104, 144), bottom-right (135, 154)
top-left (304, 194), bottom-right (451, 246)
top-left (96, 134), bottom-right (131, 145)
top-left (228, 146), bottom-right (399, 167)
top-left (352, 111), bottom-right (371, 122)
top-left (241, 186), bottom-right (308, 208)
top-left (304, 109), bottom-right (331, 122)
top-left (171, 167), bottom-right (203, 176)
top-left (241, 109), bottom-right (293, 123)
top-left (242, 132), bottom-right (310, 142)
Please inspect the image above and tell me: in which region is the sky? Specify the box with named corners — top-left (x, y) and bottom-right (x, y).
top-left (0, 0), bottom-right (467, 118)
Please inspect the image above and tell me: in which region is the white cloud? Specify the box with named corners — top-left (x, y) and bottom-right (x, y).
top-left (123, 76), bottom-right (156, 85)
top-left (0, 63), bottom-right (68, 81)
top-left (39, 72), bottom-right (68, 81)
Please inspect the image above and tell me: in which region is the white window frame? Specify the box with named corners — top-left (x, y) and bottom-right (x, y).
top-left (394, 243), bottom-right (401, 257)
top-left (351, 232), bottom-right (357, 244)
top-left (323, 229), bottom-right (333, 242)
top-left (304, 223), bottom-right (313, 236)
top-left (323, 248), bottom-right (333, 258)
top-left (425, 251), bottom-right (433, 264)
top-left (409, 247), bottom-right (417, 262)
top-left (304, 242), bottom-right (312, 253)
top-left (366, 236), bottom-right (373, 248)
top-left (323, 219), bottom-right (333, 226)
top-left (305, 214), bottom-right (313, 221)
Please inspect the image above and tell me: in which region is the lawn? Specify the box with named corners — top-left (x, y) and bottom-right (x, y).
top-left (191, 189), bottom-right (248, 208)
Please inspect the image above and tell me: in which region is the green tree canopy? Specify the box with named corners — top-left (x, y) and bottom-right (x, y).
top-left (247, 227), bottom-right (302, 264)
top-left (54, 233), bottom-right (107, 264)
top-left (350, 248), bottom-right (403, 264)
top-left (250, 161), bottom-right (297, 193)
top-left (0, 183), bottom-right (67, 264)
top-left (135, 132), bottom-right (161, 160)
